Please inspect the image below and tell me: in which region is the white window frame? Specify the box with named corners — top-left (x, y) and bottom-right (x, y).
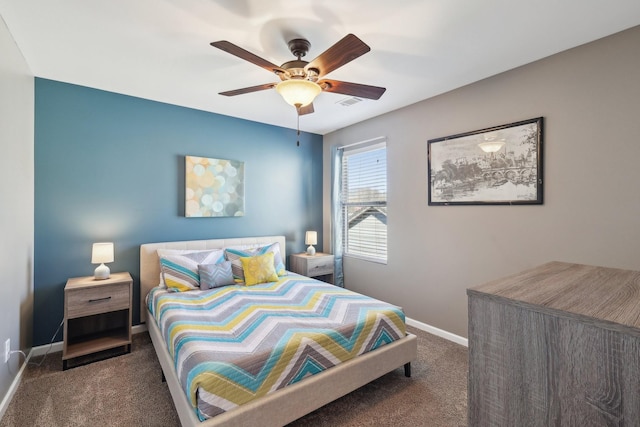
top-left (339, 137), bottom-right (387, 264)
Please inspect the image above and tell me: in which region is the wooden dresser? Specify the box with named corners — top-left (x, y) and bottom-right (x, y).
top-left (467, 261), bottom-right (640, 426)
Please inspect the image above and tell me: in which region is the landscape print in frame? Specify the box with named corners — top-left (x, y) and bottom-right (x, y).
top-left (428, 117), bottom-right (543, 205)
top-left (185, 155), bottom-right (245, 217)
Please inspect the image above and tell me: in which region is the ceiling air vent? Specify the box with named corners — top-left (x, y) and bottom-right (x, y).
top-left (336, 97), bottom-right (363, 107)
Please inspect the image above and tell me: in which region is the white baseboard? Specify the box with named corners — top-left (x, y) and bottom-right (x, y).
top-left (0, 350), bottom-right (32, 420)
top-left (405, 317), bottom-right (468, 347)
top-left (30, 339), bottom-right (63, 357)
top-left (133, 323), bottom-right (148, 334)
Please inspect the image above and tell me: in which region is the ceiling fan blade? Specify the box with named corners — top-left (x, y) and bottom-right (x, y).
top-left (306, 34), bottom-right (371, 78)
top-left (297, 103), bottom-right (314, 115)
top-left (219, 82), bottom-right (277, 97)
top-left (211, 41), bottom-right (285, 75)
top-left (318, 79), bottom-right (386, 100)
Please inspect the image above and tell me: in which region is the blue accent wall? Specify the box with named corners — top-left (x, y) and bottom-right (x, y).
top-left (34, 78), bottom-right (323, 345)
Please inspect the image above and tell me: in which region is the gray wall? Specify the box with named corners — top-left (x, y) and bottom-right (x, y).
top-left (323, 25), bottom-right (640, 338)
top-left (0, 16), bottom-right (34, 404)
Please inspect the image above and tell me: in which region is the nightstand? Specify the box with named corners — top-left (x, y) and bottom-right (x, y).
top-left (63, 272), bottom-right (133, 370)
top-left (290, 253), bottom-right (335, 284)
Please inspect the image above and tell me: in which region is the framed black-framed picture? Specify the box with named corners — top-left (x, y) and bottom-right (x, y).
top-left (428, 117), bottom-right (543, 206)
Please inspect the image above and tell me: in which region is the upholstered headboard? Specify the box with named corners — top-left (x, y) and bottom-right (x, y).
top-left (139, 235), bottom-right (286, 323)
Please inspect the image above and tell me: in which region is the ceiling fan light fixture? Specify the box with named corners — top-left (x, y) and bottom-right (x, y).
top-left (276, 79), bottom-right (321, 108)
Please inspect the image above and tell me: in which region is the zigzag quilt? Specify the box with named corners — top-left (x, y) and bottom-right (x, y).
top-left (148, 274), bottom-right (407, 421)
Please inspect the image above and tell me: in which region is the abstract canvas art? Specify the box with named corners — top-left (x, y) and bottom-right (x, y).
top-left (185, 155), bottom-right (245, 217)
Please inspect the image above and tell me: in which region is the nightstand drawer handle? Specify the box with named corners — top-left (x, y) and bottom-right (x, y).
top-left (88, 296), bottom-right (112, 303)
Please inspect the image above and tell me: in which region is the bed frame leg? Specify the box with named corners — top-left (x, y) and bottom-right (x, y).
top-left (404, 362), bottom-right (411, 377)
top-left (161, 371), bottom-right (166, 383)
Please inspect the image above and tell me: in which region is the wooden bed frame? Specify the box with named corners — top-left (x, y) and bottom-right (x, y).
top-left (140, 236), bottom-right (418, 427)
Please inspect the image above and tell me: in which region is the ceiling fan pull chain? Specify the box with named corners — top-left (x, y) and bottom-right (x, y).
top-left (296, 107), bottom-right (301, 146)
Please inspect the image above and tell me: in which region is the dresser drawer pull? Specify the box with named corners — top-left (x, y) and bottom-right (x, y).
top-left (88, 296), bottom-right (112, 303)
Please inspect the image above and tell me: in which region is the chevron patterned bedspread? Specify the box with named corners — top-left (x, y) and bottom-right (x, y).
top-left (147, 274), bottom-right (407, 421)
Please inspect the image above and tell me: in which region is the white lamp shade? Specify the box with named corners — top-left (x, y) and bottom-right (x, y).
top-left (305, 231), bottom-right (318, 245)
top-left (276, 80), bottom-right (321, 107)
top-left (91, 242), bottom-right (114, 264)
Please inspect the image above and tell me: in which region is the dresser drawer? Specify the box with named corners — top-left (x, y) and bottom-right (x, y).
top-left (66, 283), bottom-right (130, 319)
top-left (306, 256), bottom-right (334, 276)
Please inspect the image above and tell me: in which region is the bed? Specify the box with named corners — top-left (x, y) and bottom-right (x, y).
top-left (140, 235), bottom-right (417, 427)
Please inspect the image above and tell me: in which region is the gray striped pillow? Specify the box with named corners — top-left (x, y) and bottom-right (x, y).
top-left (198, 261), bottom-right (235, 289)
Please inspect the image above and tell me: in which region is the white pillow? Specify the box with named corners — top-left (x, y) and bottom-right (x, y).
top-left (156, 247), bottom-right (224, 258)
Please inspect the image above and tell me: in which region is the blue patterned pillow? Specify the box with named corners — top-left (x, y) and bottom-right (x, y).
top-left (224, 242), bottom-right (286, 284)
top-left (198, 261), bottom-right (235, 289)
top-left (159, 250), bottom-right (224, 292)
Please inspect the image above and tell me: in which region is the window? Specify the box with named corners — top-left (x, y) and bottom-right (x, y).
top-left (340, 140), bottom-right (387, 263)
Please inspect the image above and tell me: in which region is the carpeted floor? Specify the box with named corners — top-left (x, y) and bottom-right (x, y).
top-left (0, 326), bottom-right (467, 426)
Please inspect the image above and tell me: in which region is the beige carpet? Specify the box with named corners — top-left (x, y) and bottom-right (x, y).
top-left (0, 326), bottom-right (467, 426)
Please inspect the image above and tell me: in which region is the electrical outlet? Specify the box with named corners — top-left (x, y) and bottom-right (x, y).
top-left (4, 339), bottom-right (10, 363)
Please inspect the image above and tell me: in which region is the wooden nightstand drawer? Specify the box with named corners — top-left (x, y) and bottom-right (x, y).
top-left (306, 257), bottom-right (334, 276)
top-left (66, 283), bottom-right (130, 319)
top-left (290, 253), bottom-right (335, 284)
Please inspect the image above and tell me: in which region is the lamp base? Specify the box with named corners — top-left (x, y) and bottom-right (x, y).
top-left (306, 245), bottom-right (316, 256)
top-left (94, 263), bottom-right (110, 280)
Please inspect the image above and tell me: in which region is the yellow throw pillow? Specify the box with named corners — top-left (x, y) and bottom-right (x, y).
top-left (240, 252), bottom-right (279, 286)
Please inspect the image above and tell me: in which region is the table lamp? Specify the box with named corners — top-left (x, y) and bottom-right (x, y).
top-left (305, 231), bottom-right (317, 256)
top-left (92, 242), bottom-right (114, 280)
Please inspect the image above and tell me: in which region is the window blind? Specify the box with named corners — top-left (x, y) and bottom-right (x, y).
top-left (341, 141), bottom-right (387, 263)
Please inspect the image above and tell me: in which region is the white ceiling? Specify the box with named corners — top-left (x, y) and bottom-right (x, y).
top-left (1, 0), bottom-right (639, 135)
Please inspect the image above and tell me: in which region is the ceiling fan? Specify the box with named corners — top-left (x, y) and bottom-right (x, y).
top-left (210, 34), bottom-right (386, 115)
